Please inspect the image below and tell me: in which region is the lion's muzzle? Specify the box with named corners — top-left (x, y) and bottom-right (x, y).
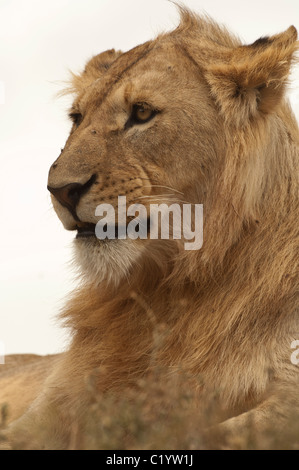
top-left (47, 174), bottom-right (97, 223)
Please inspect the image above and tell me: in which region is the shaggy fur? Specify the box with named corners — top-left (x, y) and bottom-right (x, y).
top-left (1, 8), bottom-right (298, 449)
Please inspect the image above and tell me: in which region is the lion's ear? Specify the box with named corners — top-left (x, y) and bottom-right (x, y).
top-left (65, 49), bottom-right (123, 96)
top-left (205, 26), bottom-right (298, 123)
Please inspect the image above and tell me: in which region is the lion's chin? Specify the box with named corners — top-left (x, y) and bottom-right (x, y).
top-left (73, 237), bottom-right (142, 286)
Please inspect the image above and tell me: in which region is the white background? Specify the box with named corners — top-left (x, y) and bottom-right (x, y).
top-left (1, 0), bottom-right (298, 356)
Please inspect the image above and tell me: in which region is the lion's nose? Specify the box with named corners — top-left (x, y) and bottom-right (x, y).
top-left (47, 174), bottom-right (96, 218)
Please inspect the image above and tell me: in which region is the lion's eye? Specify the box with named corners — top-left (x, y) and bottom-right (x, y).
top-left (125, 104), bottom-right (158, 130)
top-left (69, 112), bottom-right (83, 127)
top-left (133, 105), bottom-right (154, 122)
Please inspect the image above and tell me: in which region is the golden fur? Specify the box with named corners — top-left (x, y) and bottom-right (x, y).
top-left (1, 8), bottom-right (298, 449)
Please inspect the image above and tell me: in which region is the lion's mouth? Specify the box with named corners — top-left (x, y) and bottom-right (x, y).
top-left (76, 223), bottom-right (125, 240)
top-left (76, 218), bottom-right (151, 240)
top-left (76, 223), bottom-right (96, 239)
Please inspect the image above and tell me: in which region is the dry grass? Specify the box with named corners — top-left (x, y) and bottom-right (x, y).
top-left (2, 365), bottom-right (299, 450)
top-left (65, 368), bottom-right (299, 451)
top-left (2, 325), bottom-right (298, 450)
top-left (2, 328), bottom-right (299, 450)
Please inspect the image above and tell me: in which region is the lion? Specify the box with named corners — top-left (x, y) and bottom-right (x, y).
top-left (1, 8), bottom-right (298, 449)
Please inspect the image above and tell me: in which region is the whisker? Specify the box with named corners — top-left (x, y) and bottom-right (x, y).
top-left (133, 195), bottom-right (192, 204)
top-left (143, 185), bottom-right (184, 195)
top-left (137, 179), bottom-right (184, 195)
top-left (136, 194), bottom-right (177, 200)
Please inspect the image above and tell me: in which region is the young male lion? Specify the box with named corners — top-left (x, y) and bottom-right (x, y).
top-left (1, 8), bottom-right (298, 449)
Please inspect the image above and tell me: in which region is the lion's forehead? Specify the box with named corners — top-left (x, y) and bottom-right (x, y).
top-left (79, 41), bottom-right (190, 112)
top-left (80, 41), bottom-right (154, 108)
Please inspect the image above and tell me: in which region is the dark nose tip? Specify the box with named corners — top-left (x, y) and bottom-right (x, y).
top-left (47, 174), bottom-right (96, 220)
top-left (48, 182), bottom-right (83, 213)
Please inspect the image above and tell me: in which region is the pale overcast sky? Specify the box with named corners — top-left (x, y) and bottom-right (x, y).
top-left (1, 0), bottom-right (298, 355)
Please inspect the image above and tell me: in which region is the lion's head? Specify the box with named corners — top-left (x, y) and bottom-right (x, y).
top-left (48, 9), bottom-right (298, 286)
